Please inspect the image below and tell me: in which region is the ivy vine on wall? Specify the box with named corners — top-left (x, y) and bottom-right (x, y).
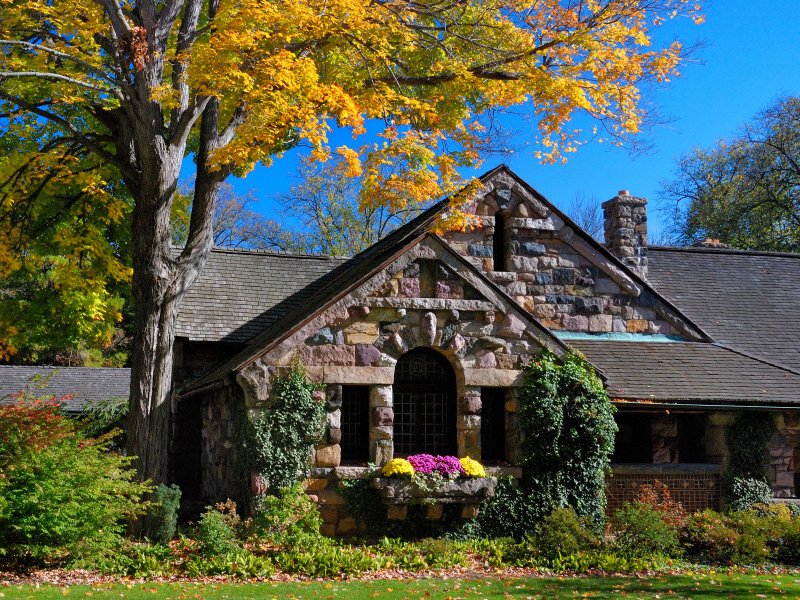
top-left (517, 351), bottom-right (617, 527)
top-left (248, 359), bottom-right (326, 494)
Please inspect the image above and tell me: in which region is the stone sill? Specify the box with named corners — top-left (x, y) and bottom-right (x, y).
top-left (611, 463), bottom-right (722, 475)
top-left (309, 465), bottom-right (522, 480)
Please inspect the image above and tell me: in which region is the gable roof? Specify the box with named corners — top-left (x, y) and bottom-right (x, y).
top-left (175, 247), bottom-right (348, 343)
top-left (180, 211), bottom-right (571, 396)
top-left (648, 246), bottom-right (800, 372)
top-left (570, 340), bottom-right (800, 407)
top-left (0, 366), bottom-right (131, 414)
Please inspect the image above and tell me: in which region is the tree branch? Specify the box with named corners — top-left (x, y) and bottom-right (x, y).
top-left (0, 71), bottom-right (117, 95)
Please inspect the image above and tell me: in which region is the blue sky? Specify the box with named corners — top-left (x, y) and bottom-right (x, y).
top-left (221, 0), bottom-right (800, 240)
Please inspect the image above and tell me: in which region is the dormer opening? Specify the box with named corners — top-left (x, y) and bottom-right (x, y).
top-left (493, 211), bottom-right (507, 271)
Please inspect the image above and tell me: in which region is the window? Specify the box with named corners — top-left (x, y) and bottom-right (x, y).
top-left (612, 412), bottom-right (653, 463)
top-left (340, 386), bottom-right (369, 463)
top-left (493, 211), bottom-right (506, 271)
top-left (393, 348), bottom-right (457, 455)
top-left (677, 414), bottom-right (706, 463)
top-left (481, 388), bottom-right (506, 463)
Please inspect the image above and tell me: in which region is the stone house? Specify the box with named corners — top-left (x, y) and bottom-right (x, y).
top-left (171, 165), bottom-right (800, 533)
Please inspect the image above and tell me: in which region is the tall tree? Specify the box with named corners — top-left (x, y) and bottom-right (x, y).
top-left (0, 0), bottom-right (701, 485)
top-left (662, 96), bottom-right (800, 251)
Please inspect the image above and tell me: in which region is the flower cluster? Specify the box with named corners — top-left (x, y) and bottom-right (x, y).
top-left (381, 457), bottom-right (414, 478)
top-left (459, 456), bottom-right (486, 478)
top-left (407, 454), bottom-right (465, 477)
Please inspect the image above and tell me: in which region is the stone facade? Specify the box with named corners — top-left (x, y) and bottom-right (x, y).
top-left (173, 167), bottom-right (800, 526)
top-left (439, 171), bottom-right (699, 338)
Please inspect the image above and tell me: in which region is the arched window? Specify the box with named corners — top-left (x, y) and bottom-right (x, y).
top-left (493, 211), bottom-right (506, 271)
top-left (393, 348), bottom-right (457, 456)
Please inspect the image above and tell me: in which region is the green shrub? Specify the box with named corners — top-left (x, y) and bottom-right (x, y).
top-left (248, 484), bottom-right (322, 545)
top-left (681, 507), bottom-right (791, 565)
top-left (248, 360), bottom-right (326, 494)
top-left (527, 507), bottom-right (599, 561)
top-left (728, 477), bottom-right (772, 512)
top-left (184, 548), bottom-right (275, 579)
top-left (518, 352), bottom-right (617, 527)
top-left (272, 542), bottom-right (381, 577)
top-left (196, 500), bottom-right (240, 557)
top-left (0, 399), bottom-right (149, 566)
top-left (777, 524), bottom-right (800, 566)
top-left (81, 541), bottom-right (175, 577)
top-left (613, 502), bottom-right (682, 558)
top-left (145, 483), bottom-right (182, 544)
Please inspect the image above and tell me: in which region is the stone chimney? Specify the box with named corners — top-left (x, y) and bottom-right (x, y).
top-left (602, 190), bottom-right (648, 279)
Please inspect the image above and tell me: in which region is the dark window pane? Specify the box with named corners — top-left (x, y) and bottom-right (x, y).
top-left (677, 414), bottom-right (706, 463)
top-left (612, 413), bottom-right (653, 463)
top-left (481, 387), bottom-right (506, 463)
top-left (493, 212), bottom-right (506, 271)
top-left (340, 386), bottom-right (369, 463)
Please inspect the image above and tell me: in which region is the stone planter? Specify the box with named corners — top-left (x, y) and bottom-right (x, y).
top-left (371, 476), bottom-right (497, 519)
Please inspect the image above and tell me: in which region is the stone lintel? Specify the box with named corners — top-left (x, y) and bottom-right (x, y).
top-left (363, 297), bottom-right (495, 311)
top-left (510, 217), bottom-right (557, 231)
top-left (305, 366), bottom-right (395, 385)
top-left (463, 368), bottom-right (523, 387)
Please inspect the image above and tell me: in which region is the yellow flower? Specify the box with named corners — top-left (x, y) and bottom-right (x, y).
top-left (459, 456), bottom-right (485, 478)
top-left (381, 458), bottom-right (415, 478)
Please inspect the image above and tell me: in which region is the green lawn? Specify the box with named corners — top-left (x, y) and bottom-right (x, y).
top-left (3, 572), bottom-right (800, 599)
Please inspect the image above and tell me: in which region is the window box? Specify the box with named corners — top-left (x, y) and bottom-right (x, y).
top-left (371, 476), bottom-right (497, 505)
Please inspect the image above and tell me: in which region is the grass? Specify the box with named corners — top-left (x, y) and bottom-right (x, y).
top-left (3, 572), bottom-right (800, 599)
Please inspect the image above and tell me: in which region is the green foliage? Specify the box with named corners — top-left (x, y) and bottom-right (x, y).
top-left (457, 477), bottom-right (538, 540)
top-left (271, 541), bottom-right (382, 578)
top-left (662, 96), bottom-right (800, 252)
top-left (144, 484), bottom-right (182, 545)
top-left (248, 360), bottom-right (326, 493)
top-left (247, 484), bottom-right (322, 545)
top-left (723, 412), bottom-right (775, 507)
top-left (526, 508), bottom-right (600, 561)
top-left (196, 500), bottom-right (241, 557)
top-left (80, 395), bottom-right (128, 442)
top-left (681, 505), bottom-right (796, 565)
top-left (184, 549), bottom-right (275, 579)
top-left (727, 478), bottom-right (773, 512)
top-left (517, 352), bottom-right (617, 526)
top-left (0, 399), bottom-right (149, 566)
top-left (81, 541), bottom-right (175, 577)
top-left (613, 503), bottom-right (682, 558)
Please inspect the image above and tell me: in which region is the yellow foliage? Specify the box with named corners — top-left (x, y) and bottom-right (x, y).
top-left (0, 0), bottom-right (702, 240)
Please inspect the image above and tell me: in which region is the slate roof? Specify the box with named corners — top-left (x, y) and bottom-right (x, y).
top-left (648, 246), bottom-right (800, 372)
top-left (175, 247), bottom-right (348, 343)
top-left (0, 366), bottom-right (131, 413)
top-left (570, 340), bottom-right (800, 406)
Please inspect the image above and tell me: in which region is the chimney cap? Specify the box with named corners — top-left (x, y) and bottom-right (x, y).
top-left (618, 189), bottom-right (630, 196)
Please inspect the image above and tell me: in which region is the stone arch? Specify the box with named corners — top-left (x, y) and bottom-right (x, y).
top-left (392, 347), bottom-right (458, 456)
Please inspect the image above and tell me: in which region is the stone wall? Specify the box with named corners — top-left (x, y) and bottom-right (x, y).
top-left (200, 385), bottom-right (248, 505)
top-left (439, 172), bottom-right (698, 338)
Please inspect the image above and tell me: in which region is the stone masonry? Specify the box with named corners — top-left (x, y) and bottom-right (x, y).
top-left (439, 171), bottom-right (698, 339)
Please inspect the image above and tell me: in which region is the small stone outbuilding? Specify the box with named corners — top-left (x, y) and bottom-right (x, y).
top-left (169, 166), bottom-right (800, 532)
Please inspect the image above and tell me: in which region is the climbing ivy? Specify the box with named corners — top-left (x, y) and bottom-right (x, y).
top-left (723, 412), bottom-right (776, 508)
top-left (248, 360), bottom-right (326, 494)
top-left (517, 351), bottom-right (617, 527)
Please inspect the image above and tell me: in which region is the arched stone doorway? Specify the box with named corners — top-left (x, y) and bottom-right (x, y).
top-left (393, 348), bottom-right (457, 456)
